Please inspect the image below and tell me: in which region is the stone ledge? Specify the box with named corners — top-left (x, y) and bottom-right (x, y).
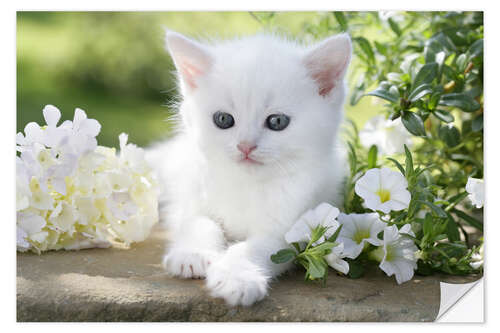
top-left (17, 225), bottom-right (480, 322)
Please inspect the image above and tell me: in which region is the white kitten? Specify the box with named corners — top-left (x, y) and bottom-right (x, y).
top-left (147, 31), bottom-right (351, 306)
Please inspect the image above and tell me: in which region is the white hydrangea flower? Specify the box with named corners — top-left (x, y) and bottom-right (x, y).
top-left (359, 115), bottom-right (413, 156)
top-left (119, 133), bottom-right (149, 174)
top-left (285, 202), bottom-right (340, 245)
top-left (355, 167), bottom-right (411, 214)
top-left (107, 192), bottom-right (139, 221)
top-left (28, 178), bottom-right (54, 210)
top-left (17, 211), bottom-right (48, 249)
top-left (73, 196), bottom-right (101, 226)
top-left (49, 202), bottom-right (77, 236)
top-left (337, 213), bottom-right (386, 259)
top-left (371, 224), bottom-right (418, 284)
top-left (16, 157), bottom-right (31, 211)
top-left (465, 177), bottom-right (484, 208)
top-left (325, 242), bottom-right (350, 274)
top-left (16, 105), bottom-right (159, 252)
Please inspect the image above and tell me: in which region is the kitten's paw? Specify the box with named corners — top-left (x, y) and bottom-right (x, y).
top-left (206, 259), bottom-right (269, 306)
top-left (163, 248), bottom-right (219, 279)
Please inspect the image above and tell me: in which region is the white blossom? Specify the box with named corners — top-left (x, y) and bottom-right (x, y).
top-left (359, 115), bottom-right (413, 156)
top-left (338, 213), bottom-right (386, 259)
top-left (16, 105), bottom-right (159, 252)
top-left (355, 167), bottom-right (411, 214)
top-left (371, 224), bottom-right (418, 284)
top-left (285, 203), bottom-right (340, 245)
top-left (466, 177), bottom-right (484, 208)
top-left (17, 211), bottom-right (48, 247)
top-left (107, 192), bottom-right (139, 221)
top-left (470, 244), bottom-right (483, 270)
top-left (325, 242), bottom-right (350, 274)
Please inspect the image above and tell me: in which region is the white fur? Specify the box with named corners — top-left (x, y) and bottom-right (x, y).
top-left (147, 31), bottom-right (351, 306)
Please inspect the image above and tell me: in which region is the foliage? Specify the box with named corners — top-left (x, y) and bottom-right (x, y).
top-left (266, 11), bottom-right (483, 279)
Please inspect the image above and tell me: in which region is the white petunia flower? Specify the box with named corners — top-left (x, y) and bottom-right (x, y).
top-left (285, 202), bottom-right (340, 245)
top-left (465, 177), bottom-right (484, 209)
top-left (359, 115), bottom-right (413, 156)
top-left (338, 213), bottom-right (386, 259)
top-left (470, 244), bottom-right (484, 270)
top-left (355, 168), bottom-right (411, 214)
top-left (325, 242), bottom-right (350, 274)
top-left (371, 224), bottom-right (418, 284)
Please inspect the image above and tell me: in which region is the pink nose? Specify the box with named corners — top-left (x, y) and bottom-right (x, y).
top-left (237, 142), bottom-right (257, 155)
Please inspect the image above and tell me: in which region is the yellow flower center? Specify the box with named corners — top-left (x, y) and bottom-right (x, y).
top-left (377, 189), bottom-right (391, 203)
top-left (353, 228), bottom-right (371, 244)
top-left (385, 245), bottom-right (395, 262)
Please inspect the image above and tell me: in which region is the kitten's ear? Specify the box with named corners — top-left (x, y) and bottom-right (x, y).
top-left (303, 33), bottom-right (352, 97)
top-left (165, 30), bottom-right (213, 90)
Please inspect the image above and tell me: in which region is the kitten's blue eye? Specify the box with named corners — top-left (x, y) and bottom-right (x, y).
top-left (213, 111), bottom-right (235, 129)
top-left (266, 114), bottom-right (290, 131)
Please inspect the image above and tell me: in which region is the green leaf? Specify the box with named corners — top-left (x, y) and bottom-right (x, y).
top-left (333, 12), bottom-right (348, 31)
top-left (408, 83), bottom-right (433, 102)
top-left (428, 92), bottom-right (441, 110)
top-left (367, 145), bottom-right (378, 169)
top-left (446, 213), bottom-right (460, 242)
top-left (327, 224), bottom-right (343, 243)
top-left (309, 225), bottom-right (328, 245)
top-left (472, 114), bottom-right (483, 132)
top-left (403, 144), bottom-right (414, 177)
top-left (423, 213), bottom-right (433, 237)
top-left (387, 157), bottom-right (405, 176)
top-left (388, 17), bottom-right (402, 36)
top-left (401, 111), bottom-right (426, 137)
top-left (456, 53), bottom-right (467, 72)
top-left (306, 255), bottom-right (326, 279)
top-left (432, 109), bottom-right (454, 123)
top-left (271, 248), bottom-right (296, 264)
top-left (365, 85), bottom-right (399, 103)
top-left (417, 200), bottom-right (447, 218)
top-left (468, 39), bottom-right (483, 59)
top-left (354, 37), bottom-right (375, 65)
top-left (412, 63), bottom-right (438, 88)
top-left (374, 41), bottom-right (387, 55)
top-left (308, 241), bottom-right (336, 255)
top-left (347, 260), bottom-right (364, 279)
top-left (452, 209), bottom-right (483, 231)
top-left (439, 93), bottom-right (481, 112)
top-left (439, 125), bottom-right (461, 148)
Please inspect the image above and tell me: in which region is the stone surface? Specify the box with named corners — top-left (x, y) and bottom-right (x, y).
top-left (17, 224), bottom-right (480, 322)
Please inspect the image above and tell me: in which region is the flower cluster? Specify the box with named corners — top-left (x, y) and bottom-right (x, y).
top-left (16, 105), bottom-right (159, 253)
top-left (274, 167), bottom-right (418, 285)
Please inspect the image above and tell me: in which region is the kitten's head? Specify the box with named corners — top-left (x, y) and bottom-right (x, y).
top-left (166, 31), bottom-right (351, 175)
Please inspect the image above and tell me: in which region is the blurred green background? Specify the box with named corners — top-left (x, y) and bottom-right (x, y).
top-left (17, 12), bottom-right (378, 148)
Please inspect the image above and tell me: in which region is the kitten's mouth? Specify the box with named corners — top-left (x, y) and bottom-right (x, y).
top-left (239, 156), bottom-right (263, 165)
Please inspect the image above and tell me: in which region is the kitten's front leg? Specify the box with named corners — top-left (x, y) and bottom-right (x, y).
top-left (163, 216), bottom-right (225, 279)
top-left (206, 236), bottom-right (293, 306)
